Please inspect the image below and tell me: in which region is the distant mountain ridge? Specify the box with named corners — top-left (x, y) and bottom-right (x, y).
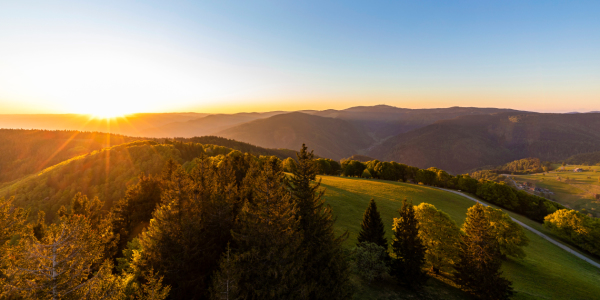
top-left (214, 106), bottom-right (523, 160)
top-left (7, 106), bottom-right (600, 174)
top-left (140, 111), bottom-right (285, 138)
top-left (216, 112), bottom-right (374, 160)
top-left (368, 112), bottom-right (600, 174)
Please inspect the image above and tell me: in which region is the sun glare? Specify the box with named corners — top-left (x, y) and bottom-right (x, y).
top-left (68, 99), bottom-right (140, 120)
top-left (75, 105), bottom-right (134, 120)
top-left (90, 112), bottom-right (126, 120)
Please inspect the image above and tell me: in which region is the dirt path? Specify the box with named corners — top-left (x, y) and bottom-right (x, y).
top-left (436, 187), bottom-right (600, 270)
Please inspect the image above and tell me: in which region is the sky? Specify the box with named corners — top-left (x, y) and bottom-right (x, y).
top-left (0, 0), bottom-right (599, 117)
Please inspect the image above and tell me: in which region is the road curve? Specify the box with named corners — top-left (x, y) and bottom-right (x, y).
top-left (436, 187), bottom-right (600, 270)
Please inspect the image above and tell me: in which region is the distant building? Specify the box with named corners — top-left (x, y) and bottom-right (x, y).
top-left (574, 168), bottom-right (584, 172)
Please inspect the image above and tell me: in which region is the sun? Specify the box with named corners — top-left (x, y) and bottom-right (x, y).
top-left (70, 102), bottom-right (138, 120)
top-left (89, 111), bottom-right (126, 120)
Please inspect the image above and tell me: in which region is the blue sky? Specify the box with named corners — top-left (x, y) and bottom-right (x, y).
top-left (0, 0), bottom-right (598, 115)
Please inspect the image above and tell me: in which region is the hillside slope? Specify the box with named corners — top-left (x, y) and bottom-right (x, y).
top-left (0, 140), bottom-right (247, 220)
top-left (217, 112), bottom-right (374, 160)
top-left (320, 175), bottom-right (600, 300)
top-left (0, 141), bottom-right (178, 219)
top-left (0, 129), bottom-right (139, 185)
top-left (141, 111), bottom-right (284, 138)
top-left (369, 112), bottom-right (600, 174)
top-left (171, 136), bottom-right (298, 159)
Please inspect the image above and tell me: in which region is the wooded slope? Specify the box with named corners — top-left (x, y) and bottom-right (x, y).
top-left (369, 113), bottom-right (600, 174)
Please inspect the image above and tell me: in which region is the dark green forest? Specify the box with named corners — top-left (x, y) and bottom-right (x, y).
top-left (565, 151), bottom-right (600, 166)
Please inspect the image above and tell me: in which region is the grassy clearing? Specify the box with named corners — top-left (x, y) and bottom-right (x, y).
top-left (511, 165), bottom-right (600, 214)
top-left (319, 175), bottom-right (600, 300)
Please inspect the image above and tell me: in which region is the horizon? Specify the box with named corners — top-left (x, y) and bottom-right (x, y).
top-left (1, 104), bottom-right (599, 118)
top-left (1, 1), bottom-right (599, 116)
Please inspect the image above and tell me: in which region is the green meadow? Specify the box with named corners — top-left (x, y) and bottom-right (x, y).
top-left (512, 165), bottom-right (600, 214)
top-left (319, 175), bottom-right (600, 300)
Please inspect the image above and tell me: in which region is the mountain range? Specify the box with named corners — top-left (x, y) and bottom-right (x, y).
top-left (3, 106), bottom-right (600, 174)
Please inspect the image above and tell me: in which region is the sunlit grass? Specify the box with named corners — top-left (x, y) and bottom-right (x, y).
top-left (512, 165), bottom-right (600, 212)
top-left (320, 175), bottom-right (600, 300)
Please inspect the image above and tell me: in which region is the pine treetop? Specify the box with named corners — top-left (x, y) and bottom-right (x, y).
top-left (357, 199), bottom-right (387, 249)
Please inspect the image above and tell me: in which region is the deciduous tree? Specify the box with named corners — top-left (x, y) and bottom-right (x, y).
top-left (414, 203), bottom-right (461, 274)
top-left (483, 206), bottom-right (529, 259)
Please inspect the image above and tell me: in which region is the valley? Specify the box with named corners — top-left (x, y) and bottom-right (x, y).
top-left (509, 165), bottom-right (600, 216)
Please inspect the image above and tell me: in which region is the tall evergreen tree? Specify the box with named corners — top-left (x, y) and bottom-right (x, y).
top-left (213, 158), bottom-right (303, 300)
top-left (454, 203), bottom-right (513, 300)
top-left (111, 172), bottom-right (163, 257)
top-left (357, 199), bottom-right (387, 249)
top-left (286, 144), bottom-right (352, 299)
top-left (136, 157), bottom-right (239, 300)
top-left (391, 199), bottom-right (427, 287)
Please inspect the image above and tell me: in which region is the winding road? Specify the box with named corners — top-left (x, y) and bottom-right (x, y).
top-left (436, 187), bottom-right (600, 270)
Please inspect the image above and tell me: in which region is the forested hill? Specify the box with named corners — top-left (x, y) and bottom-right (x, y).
top-left (305, 105), bottom-right (522, 141)
top-left (0, 129), bottom-right (140, 185)
top-left (169, 136), bottom-right (298, 160)
top-left (0, 140), bottom-right (256, 220)
top-left (217, 112), bottom-right (375, 160)
top-left (368, 112), bottom-right (600, 174)
top-left (565, 151), bottom-right (600, 166)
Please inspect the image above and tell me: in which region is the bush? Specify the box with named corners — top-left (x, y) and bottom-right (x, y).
top-left (361, 169), bottom-right (373, 179)
top-left (352, 242), bottom-right (389, 283)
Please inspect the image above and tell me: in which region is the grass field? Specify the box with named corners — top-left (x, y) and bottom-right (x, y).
top-left (319, 175), bottom-right (600, 300)
top-left (511, 165), bottom-right (600, 215)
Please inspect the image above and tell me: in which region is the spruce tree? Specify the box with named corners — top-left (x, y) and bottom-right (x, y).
top-left (454, 203), bottom-right (513, 300)
top-left (391, 199), bottom-right (427, 287)
top-left (212, 158), bottom-right (302, 300)
top-left (286, 144), bottom-right (352, 299)
top-left (137, 157), bottom-right (239, 299)
top-left (357, 199), bottom-right (387, 249)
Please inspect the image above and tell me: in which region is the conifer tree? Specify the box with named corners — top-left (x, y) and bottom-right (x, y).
top-left (454, 203), bottom-right (513, 300)
top-left (210, 245), bottom-right (239, 300)
top-left (357, 199), bottom-right (387, 249)
top-left (286, 144), bottom-right (352, 299)
top-left (136, 157), bottom-right (239, 299)
top-left (212, 158), bottom-right (302, 300)
top-left (391, 199), bottom-right (427, 287)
